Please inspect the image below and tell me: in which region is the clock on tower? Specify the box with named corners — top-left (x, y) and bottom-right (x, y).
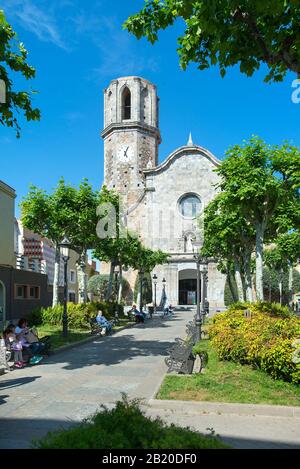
top-left (117, 145), bottom-right (134, 163)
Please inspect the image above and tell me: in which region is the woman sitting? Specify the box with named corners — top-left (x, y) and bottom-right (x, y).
top-left (15, 318), bottom-right (50, 356)
top-left (96, 310), bottom-right (113, 335)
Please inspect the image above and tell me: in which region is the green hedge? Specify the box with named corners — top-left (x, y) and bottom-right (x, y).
top-left (28, 302), bottom-right (124, 330)
top-left (209, 302), bottom-right (300, 384)
top-left (34, 397), bottom-right (228, 449)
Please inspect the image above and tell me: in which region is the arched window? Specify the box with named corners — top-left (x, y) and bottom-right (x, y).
top-left (122, 87), bottom-right (131, 120)
top-left (179, 194), bottom-right (202, 218)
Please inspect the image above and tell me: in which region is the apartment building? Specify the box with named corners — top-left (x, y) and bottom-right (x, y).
top-left (0, 181), bottom-right (51, 327)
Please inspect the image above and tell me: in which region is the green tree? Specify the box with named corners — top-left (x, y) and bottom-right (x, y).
top-left (131, 246), bottom-right (168, 310)
top-left (134, 271), bottom-right (153, 305)
top-left (94, 232), bottom-right (142, 302)
top-left (94, 231), bottom-right (168, 305)
top-left (265, 231), bottom-right (300, 305)
top-left (94, 187), bottom-right (168, 304)
top-left (125, 0), bottom-right (300, 83)
top-left (0, 10), bottom-right (40, 137)
top-left (87, 274), bottom-right (110, 300)
top-left (93, 186), bottom-right (127, 301)
top-left (263, 266), bottom-right (300, 304)
top-left (21, 179), bottom-right (102, 306)
top-left (201, 192), bottom-right (255, 302)
top-left (264, 247), bottom-right (286, 305)
top-left (67, 180), bottom-right (102, 303)
top-left (21, 180), bottom-right (76, 306)
top-left (87, 274), bottom-right (131, 302)
top-left (216, 137), bottom-right (300, 301)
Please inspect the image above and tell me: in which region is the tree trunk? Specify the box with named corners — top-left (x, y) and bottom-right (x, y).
top-left (234, 257), bottom-right (244, 302)
top-left (278, 268), bottom-right (283, 306)
top-left (118, 266), bottom-right (123, 304)
top-left (255, 224), bottom-right (264, 301)
top-left (243, 252), bottom-right (253, 303)
top-left (77, 251), bottom-right (87, 304)
top-left (288, 263), bottom-right (293, 307)
top-left (105, 262), bottom-right (115, 301)
top-left (227, 264), bottom-right (238, 303)
top-left (52, 247), bottom-right (60, 307)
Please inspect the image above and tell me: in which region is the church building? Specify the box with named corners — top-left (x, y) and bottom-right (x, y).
top-left (101, 76), bottom-right (226, 310)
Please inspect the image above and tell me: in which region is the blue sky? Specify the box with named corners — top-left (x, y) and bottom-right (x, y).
top-left (1, 0), bottom-right (299, 217)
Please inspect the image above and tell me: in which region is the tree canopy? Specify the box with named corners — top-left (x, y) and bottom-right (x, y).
top-left (125, 0), bottom-right (300, 83)
top-left (201, 136), bottom-right (300, 304)
top-left (21, 178), bottom-right (103, 305)
top-left (0, 9), bottom-right (40, 137)
top-left (215, 136), bottom-right (300, 300)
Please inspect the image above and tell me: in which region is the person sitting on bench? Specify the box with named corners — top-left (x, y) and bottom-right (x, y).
top-left (15, 318), bottom-right (46, 356)
top-left (131, 304), bottom-right (145, 323)
top-left (96, 310), bottom-right (112, 335)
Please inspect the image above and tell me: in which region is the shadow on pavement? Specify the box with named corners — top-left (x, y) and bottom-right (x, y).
top-left (44, 333), bottom-right (175, 371)
top-left (0, 415), bottom-right (298, 449)
top-left (0, 376), bottom-right (41, 392)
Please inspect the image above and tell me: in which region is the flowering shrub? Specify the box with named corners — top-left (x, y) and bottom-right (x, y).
top-left (28, 302), bottom-right (123, 329)
top-left (209, 304), bottom-right (300, 383)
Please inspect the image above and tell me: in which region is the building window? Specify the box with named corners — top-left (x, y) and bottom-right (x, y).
top-left (69, 292), bottom-right (76, 303)
top-left (29, 286), bottom-right (40, 299)
top-left (15, 285), bottom-right (27, 299)
top-left (122, 87), bottom-right (131, 120)
top-left (15, 285), bottom-right (40, 300)
top-left (70, 270), bottom-right (76, 284)
top-left (179, 194), bottom-right (202, 219)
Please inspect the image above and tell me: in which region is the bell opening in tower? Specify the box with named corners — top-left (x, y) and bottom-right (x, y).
top-left (122, 87), bottom-right (131, 120)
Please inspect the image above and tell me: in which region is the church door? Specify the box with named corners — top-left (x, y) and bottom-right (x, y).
top-left (179, 278), bottom-right (199, 305)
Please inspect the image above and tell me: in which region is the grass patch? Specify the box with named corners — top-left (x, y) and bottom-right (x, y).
top-left (37, 325), bottom-right (91, 349)
top-left (34, 397), bottom-right (229, 449)
top-left (37, 319), bottom-right (132, 350)
top-left (157, 340), bottom-right (300, 406)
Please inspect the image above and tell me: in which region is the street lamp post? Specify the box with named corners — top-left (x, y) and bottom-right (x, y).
top-left (202, 267), bottom-right (209, 323)
top-left (138, 269), bottom-right (145, 313)
top-left (59, 236), bottom-right (71, 338)
top-left (162, 277), bottom-right (167, 311)
top-left (192, 240), bottom-right (203, 342)
top-left (152, 273), bottom-right (158, 316)
top-left (114, 264), bottom-right (120, 322)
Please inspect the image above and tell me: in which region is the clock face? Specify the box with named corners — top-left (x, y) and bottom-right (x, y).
top-left (117, 145), bottom-right (134, 162)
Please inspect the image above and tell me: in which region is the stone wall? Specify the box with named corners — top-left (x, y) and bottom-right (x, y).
top-left (126, 145), bottom-right (226, 308)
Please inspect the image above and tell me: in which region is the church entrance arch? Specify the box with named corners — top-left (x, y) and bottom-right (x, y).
top-left (0, 281), bottom-right (6, 331)
top-left (178, 269), bottom-right (199, 305)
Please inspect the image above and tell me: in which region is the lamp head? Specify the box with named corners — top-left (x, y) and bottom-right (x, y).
top-left (59, 236), bottom-right (71, 258)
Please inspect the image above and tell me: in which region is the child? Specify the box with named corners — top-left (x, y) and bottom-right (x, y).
top-left (3, 325), bottom-right (25, 368)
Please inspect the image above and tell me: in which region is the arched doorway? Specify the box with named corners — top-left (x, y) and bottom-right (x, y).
top-left (0, 281), bottom-right (6, 330)
top-left (178, 269), bottom-right (200, 305)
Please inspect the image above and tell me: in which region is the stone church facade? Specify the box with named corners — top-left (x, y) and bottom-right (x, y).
top-left (101, 76), bottom-right (226, 310)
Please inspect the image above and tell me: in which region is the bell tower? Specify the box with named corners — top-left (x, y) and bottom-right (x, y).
top-left (101, 76), bottom-right (161, 207)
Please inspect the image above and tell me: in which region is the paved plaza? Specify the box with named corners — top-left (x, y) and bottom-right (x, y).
top-left (0, 310), bottom-right (300, 449)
